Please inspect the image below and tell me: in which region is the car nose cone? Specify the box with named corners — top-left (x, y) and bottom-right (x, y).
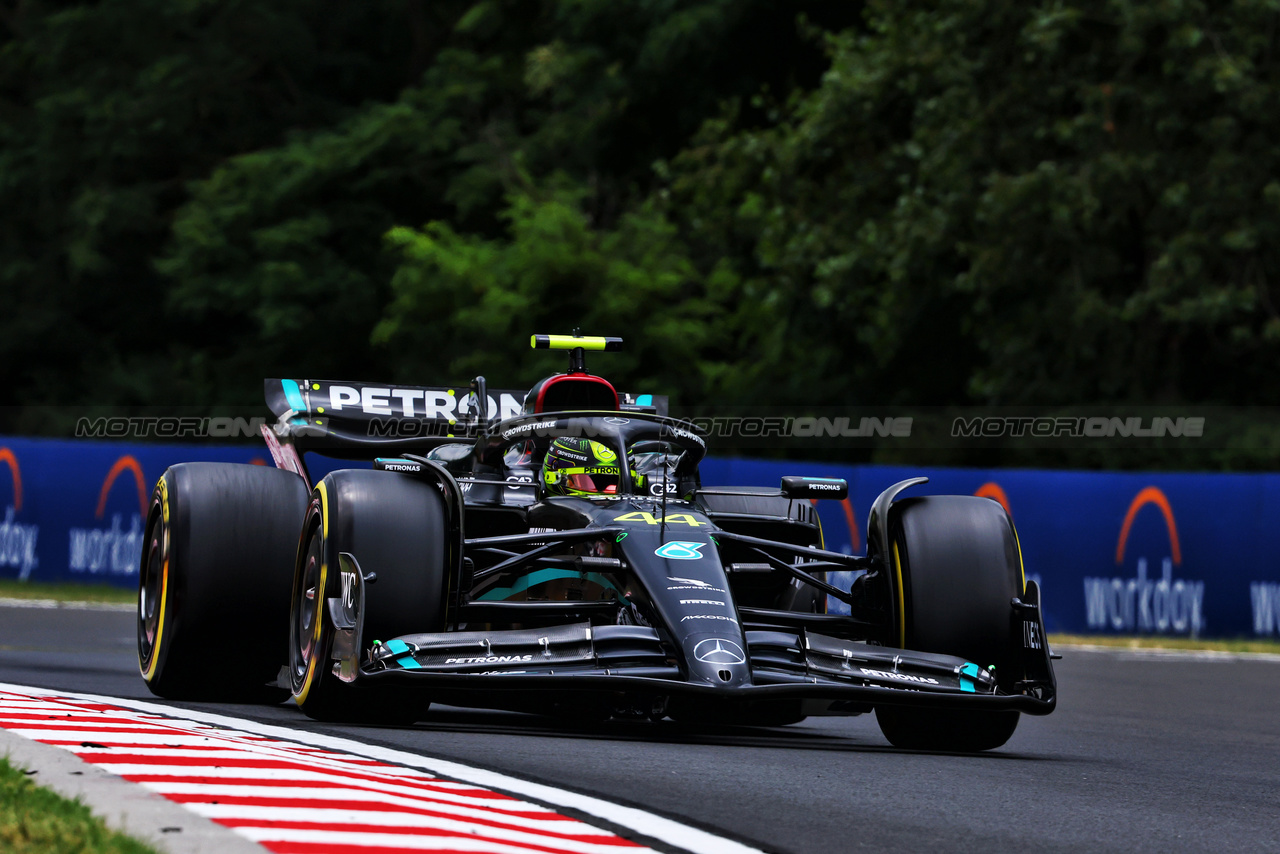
top-left (693, 638), bottom-right (746, 664)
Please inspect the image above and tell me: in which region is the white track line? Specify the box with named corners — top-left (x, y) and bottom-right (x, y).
top-left (0, 597), bottom-right (134, 610)
top-left (0, 682), bottom-right (763, 854)
top-left (1053, 644), bottom-right (1280, 662)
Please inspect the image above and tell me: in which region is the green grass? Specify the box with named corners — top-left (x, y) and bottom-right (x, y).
top-left (0, 756), bottom-right (159, 854)
top-left (0, 580), bottom-right (134, 605)
top-left (1049, 633), bottom-right (1280, 654)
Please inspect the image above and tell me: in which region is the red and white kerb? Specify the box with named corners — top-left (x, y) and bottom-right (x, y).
top-left (0, 689), bottom-right (650, 854)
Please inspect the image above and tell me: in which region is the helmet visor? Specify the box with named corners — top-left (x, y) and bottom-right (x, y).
top-left (565, 473), bottom-right (617, 494)
top-left (558, 465), bottom-right (622, 494)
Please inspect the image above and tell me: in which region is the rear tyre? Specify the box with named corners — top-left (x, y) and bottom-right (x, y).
top-left (289, 470), bottom-right (448, 723)
top-left (874, 495), bottom-right (1023, 752)
top-left (137, 463), bottom-right (308, 701)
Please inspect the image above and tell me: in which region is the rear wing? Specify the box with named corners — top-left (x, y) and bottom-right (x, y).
top-left (263, 378), bottom-right (667, 460)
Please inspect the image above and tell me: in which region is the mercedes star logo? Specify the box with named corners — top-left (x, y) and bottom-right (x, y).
top-left (693, 638), bottom-right (746, 665)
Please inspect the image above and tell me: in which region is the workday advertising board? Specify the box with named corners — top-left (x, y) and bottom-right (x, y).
top-left (2, 434), bottom-right (1279, 638)
top-left (701, 459), bottom-right (1280, 639)
top-left (0, 437), bottom-right (268, 586)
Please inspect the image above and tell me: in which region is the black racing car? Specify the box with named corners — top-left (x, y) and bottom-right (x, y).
top-left (137, 334), bottom-right (1056, 751)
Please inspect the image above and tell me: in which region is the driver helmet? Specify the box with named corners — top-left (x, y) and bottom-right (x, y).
top-left (541, 438), bottom-right (624, 496)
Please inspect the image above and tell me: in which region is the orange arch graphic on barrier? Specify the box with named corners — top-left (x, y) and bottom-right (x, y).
top-left (1115, 486), bottom-right (1181, 565)
top-left (839, 497), bottom-right (860, 552)
top-left (96, 455), bottom-right (148, 519)
top-left (807, 497), bottom-right (861, 552)
top-left (0, 448), bottom-right (22, 511)
top-left (974, 481), bottom-right (1011, 516)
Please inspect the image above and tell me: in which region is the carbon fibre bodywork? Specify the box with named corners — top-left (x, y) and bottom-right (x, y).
top-left (291, 404), bottom-right (1057, 722)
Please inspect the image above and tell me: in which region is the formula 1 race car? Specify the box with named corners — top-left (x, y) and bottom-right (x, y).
top-left (137, 335), bottom-right (1056, 751)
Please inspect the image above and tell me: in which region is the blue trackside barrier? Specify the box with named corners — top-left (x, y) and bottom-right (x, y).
top-left (0, 436), bottom-right (356, 586)
top-left (700, 458), bottom-right (1280, 640)
top-left (2, 435), bottom-right (1278, 639)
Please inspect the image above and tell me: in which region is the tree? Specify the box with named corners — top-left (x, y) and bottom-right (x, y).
top-left (663, 0), bottom-right (1280, 412)
top-left (155, 0), bottom-right (858, 400)
top-left (0, 0), bottom-right (466, 418)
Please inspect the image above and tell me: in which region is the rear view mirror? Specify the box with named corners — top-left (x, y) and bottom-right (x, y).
top-left (780, 476), bottom-right (848, 500)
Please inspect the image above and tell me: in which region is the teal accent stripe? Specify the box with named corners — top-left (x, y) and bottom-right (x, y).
top-left (384, 639), bottom-right (422, 669)
top-left (476, 568), bottom-right (624, 601)
top-left (959, 661), bottom-right (980, 693)
top-left (636, 394), bottom-right (653, 406)
top-left (282, 379), bottom-right (308, 413)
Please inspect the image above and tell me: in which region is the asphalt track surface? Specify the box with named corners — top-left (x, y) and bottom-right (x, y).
top-left (1, 604), bottom-right (1277, 853)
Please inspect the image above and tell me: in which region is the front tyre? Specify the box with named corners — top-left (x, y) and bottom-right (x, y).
top-left (874, 704), bottom-right (1019, 753)
top-left (875, 495), bottom-right (1024, 752)
top-left (289, 470), bottom-right (448, 723)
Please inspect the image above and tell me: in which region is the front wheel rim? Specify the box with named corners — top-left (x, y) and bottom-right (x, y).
top-left (290, 513), bottom-right (326, 697)
top-left (137, 497), bottom-right (167, 672)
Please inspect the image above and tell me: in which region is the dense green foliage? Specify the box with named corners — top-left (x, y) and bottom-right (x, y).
top-left (4, 1), bottom-right (1279, 464)
top-left (660, 0), bottom-right (1280, 410)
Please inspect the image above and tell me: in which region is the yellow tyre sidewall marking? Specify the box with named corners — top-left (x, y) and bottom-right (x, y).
top-left (1013, 524), bottom-right (1027, 593)
top-left (142, 477), bottom-right (170, 682)
top-left (294, 481), bottom-right (329, 706)
top-left (892, 540), bottom-right (906, 649)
